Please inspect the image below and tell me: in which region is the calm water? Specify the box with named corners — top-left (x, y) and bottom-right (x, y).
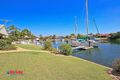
top-left (72, 43), bottom-right (120, 67)
top-left (53, 42), bottom-right (120, 67)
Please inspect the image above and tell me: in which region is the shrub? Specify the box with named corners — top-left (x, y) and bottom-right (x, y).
top-left (43, 41), bottom-right (52, 50)
top-left (112, 59), bottom-right (120, 75)
top-left (0, 39), bottom-right (16, 50)
top-left (50, 48), bottom-right (58, 54)
top-left (59, 44), bottom-right (72, 55)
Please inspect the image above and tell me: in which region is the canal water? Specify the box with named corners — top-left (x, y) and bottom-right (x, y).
top-left (53, 42), bottom-right (120, 67)
top-left (72, 43), bottom-right (120, 67)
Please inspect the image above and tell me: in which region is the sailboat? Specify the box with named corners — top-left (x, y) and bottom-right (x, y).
top-left (71, 0), bottom-right (98, 49)
top-left (85, 0), bottom-right (99, 47)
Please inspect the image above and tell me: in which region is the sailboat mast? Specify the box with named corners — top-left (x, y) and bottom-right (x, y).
top-left (74, 16), bottom-right (77, 35)
top-left (86, 0), bottom-right (89, 37)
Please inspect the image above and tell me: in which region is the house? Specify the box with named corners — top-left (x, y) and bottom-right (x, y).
top-left (97, 34), bottom-right (111, 38)
top-left (0, 25), bottom-right (8, 38)
top-left (55, 36), bottom-right (64, 42)
top-left (0, 24), bottom-right (8, 36)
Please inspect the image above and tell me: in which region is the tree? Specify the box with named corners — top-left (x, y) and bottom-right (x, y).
top-left (77, 34), bottom-right (82, 39)
top-left (7, 25), bottom-right (19, 33)
top-left (39, 34), bottom-right (44, 41)
top-left (65, 35), bottom-right (70, 39)
top-left (9, 30), bottom-right (21, 41)
top-left (70, 33), bottom-right (77, 39)
top-left (8, 25), bottom-right (21, 41)
top-left (31, 34), bottom-right (36, 41)
top-left (49, 35), bottom-right (53, 39)
top-left (0, 33), bottom-right (4, 39)
top-left (70, 33), bottom-right (75, 36)
top-left (20, 29), bottom-right (32, 40)
top-left (52, 35), bottom-right (56, 39)
top-left (109, 32), bottom-right (120, 40)
top-left (109, 32), bottom-right (120, 43)
top-left (77, 34), bottom-right (86, 39)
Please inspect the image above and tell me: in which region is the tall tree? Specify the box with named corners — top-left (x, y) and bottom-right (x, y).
top-left (52, 35), bottom-right (56, 39)
top-left (7, 25), bottom-right (18, 33)
top-left (8, 25), bottom-right (21, 41)
top-left (20, 29), bottom-right (32, 40)
top-left (39, 34), bottom-right (44, 40)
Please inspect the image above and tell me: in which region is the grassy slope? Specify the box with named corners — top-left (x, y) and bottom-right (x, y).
top-left (16, 44), bottom-right (42, 50)
top-left (0, 51), bottom-right (112, 80)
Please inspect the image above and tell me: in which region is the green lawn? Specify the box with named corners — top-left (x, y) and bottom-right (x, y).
top-left (16, 44), bottom-right (42, 50)
top-left (0, 51), bottom-right (112, 80)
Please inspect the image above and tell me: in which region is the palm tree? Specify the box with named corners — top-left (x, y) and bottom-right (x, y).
top-left (8, 25), bottom-right (21, 41)
top-left (7, 25), bottom-right (18, 33)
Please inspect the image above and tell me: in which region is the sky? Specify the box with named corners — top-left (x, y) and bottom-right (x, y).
top-left (0, 0), bottom-right (120, 36)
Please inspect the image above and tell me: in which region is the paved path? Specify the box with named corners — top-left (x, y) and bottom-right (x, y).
top-left (0, 46), bottom-right (50, 53)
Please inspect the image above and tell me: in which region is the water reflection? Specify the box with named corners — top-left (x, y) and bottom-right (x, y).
top-left (72, 43), bottom-right (120, 67)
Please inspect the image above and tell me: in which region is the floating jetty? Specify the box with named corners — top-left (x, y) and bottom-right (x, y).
top-left (72, 46), bottom-right (85, 50)
top-left (72, 46), bottom-right (94, 50)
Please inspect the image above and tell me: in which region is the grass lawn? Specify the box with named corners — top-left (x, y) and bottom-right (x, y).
top-left (16, 44), bottom-right (42, 50)
top-left (0, 51), bottom-right (112, 80)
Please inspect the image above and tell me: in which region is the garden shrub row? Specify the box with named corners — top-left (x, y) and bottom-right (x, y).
top-left (0, 39), bottom-right (16, 50)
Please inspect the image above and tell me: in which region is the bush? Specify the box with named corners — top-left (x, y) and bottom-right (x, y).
top-left (59, 44), bottom-right (72, 55)
top-left (0, 39), bottom-right (16, 50)
top-left (109, 32), bottom-right (120, 40)
top-left (43, 41), bottom-right (52, 50)
top-left (112, 59), bottom-right (120, 75)
top-left (50, 48), bottom-right (58, 54)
